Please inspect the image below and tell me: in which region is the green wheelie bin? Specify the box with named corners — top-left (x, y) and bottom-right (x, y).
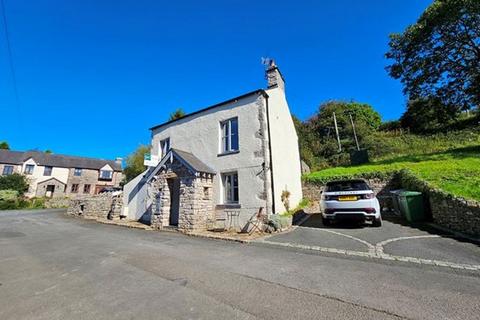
top-left (398, 191), bottom-right (425, 222)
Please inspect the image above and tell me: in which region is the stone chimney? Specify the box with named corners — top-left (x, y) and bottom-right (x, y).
top-left (266, 59), bottom-right (285, 91)
top-left (115, 157), bottom-right (123, 168)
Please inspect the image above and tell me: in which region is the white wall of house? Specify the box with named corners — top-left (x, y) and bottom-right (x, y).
top-left (122, 169), bottom-right (151, 220)
top-left (150, 92), bottom-right (270, 224)
top-left (22, 158), bottom-right (69, 197)
top-left (266, 86), bottom-right (303, 213)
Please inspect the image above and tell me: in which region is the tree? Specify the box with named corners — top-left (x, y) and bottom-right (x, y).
top-left (310, 101), bottom-right (381, 144)
top-left (123, 144), bottom-right (151, 183)
top-left (169, 108), bottom-right (186, 121)
top-left (44, 149), bottom-right (53, 154)
top-left (294, 101), bottom-right (381, 168)
top-left (400, 97), bottom-right (459, 133)
top-left (0, 173), bottom-right (29, 195)
top-left (386, 0), bottom-right (480, 112)
top-left (0, 141), bottom-right (10, 150)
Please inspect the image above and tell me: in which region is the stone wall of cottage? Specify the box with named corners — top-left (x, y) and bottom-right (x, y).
top-left (66, 168), bottom-right (122, 197)
top-left (66, 168), bottom-right (99, 196)
top-left (36, 179), bottom-right (67, 198)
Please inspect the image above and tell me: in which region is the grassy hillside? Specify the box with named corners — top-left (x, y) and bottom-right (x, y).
top-left (304, 145), bottom-right (480, 201)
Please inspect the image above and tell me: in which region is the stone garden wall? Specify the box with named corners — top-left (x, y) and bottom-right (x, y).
top-left (66, 193), bottom-right (123, 220)
top-left (397, 170), bottom-right (480, 237)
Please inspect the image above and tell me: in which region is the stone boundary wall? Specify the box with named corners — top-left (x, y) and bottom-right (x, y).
top-left (66, 193), bottom-right (123, 220)
top-left (397, 170), bottom-right (480, 237)
top-left (45, 197), bottom-right (71, 208)
top-left (303, 171), bottom-right (480, 237)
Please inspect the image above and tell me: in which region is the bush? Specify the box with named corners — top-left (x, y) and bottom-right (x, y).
top-left (0, 174), bottom-right (29, 195)
top-left (0, 189), bottom-right (46, 211)
top-left (0, 189), bottom-right (19, 201)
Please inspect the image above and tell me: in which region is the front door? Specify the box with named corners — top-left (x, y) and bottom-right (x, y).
top-left (168, 178), bottom-right (180, 226)
top-left (45, 185), bottom-right (55, 198)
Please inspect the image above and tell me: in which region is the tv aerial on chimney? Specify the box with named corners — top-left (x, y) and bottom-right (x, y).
top-left (261, 57), bottom-right (275, 68)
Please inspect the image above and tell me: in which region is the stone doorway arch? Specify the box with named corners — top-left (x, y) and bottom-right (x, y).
top-left (149, 149), bottom-right (215, 232)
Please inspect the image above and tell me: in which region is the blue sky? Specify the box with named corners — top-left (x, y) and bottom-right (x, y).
top-left (0, 0), bottom-right (432, 160)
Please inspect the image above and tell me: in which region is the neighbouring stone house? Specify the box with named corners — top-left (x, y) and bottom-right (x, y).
top-left (0, 149), bottom-right (123, 198)
top-left (123, 61), bottom-right (303, 232)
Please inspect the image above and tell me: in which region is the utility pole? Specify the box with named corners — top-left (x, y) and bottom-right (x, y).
top-left (349, 113), bottom-right (360, 151)
top-left (333, 112), bottom-right (342, 152)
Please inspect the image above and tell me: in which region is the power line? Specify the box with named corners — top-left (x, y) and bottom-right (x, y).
top-left (0, 0), bottom-right (22, 119)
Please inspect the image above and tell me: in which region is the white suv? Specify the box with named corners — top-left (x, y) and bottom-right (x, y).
top-left (320, 179), bottom-right (382, 227)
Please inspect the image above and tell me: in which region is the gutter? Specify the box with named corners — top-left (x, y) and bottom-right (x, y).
top-left (265, 95), bottom-right (276, 214)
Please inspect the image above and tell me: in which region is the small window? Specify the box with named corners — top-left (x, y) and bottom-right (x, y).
top-left (203, 187), bottom-right (210, 199)
top-left (99, 170), bottom-right (113, 180)
top-left (44, 166), bottom-right (52, 176)
top-left (24, 164), bottom-right (35, 175)
top-left (222, 173), bottom-right (239, 204)
top-left (74, 168), bottom-right (82, 176)
top-left (2, 165), bottom-right (14, 176)
top-left (71, 184), bottom-right (79, 193)
top-left (160, 138), bottom-right (170, 158)
top-left (83, 184), bottom-right (91, 194)
top-left (220, 118), bottom-right (239, 154)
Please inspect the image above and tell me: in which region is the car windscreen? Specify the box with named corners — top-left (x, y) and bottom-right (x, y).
top-left (326, 181), bottom-right (370, 192)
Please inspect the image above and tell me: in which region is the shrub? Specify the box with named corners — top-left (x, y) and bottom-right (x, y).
top-left (0, 189), bottom-right (19, 201)
top-left (0, 174), bottom-right (29, 195)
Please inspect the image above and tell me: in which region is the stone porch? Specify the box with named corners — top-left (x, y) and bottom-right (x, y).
top-left (148, 149), bottom-right (215, 233)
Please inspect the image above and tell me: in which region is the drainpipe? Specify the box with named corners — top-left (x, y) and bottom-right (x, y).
top-left (265, 94), bottom-right (276, 214)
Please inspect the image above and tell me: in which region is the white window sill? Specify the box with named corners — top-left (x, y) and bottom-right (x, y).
top-left (217, 150), bottom-right (240, 157)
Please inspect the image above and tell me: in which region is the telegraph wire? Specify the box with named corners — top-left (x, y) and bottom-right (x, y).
top-left (0, 0), bottom-right (22, 121)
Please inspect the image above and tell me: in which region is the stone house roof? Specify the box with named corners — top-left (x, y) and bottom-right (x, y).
top-left (0, 149), bottom-right (122, 171)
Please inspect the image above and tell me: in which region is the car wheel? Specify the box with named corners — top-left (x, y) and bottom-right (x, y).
top-left (322, 218), bottom-right (331, 226)
top-left (372, 216), bottom-right (382, 227)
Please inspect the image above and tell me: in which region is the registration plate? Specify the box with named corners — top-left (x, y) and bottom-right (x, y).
top-left (338, 195), bottom-right (358, 201)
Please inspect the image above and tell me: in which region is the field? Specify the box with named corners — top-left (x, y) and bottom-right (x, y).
top-left (304, 144), bottom-right (480, 201)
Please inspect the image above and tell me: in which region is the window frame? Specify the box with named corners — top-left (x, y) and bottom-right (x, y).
top-left (219, 117), bottom-right (239, 155)
top-left (43, 166), bottom-right (53, 176)
top-left (74, 168), bottom-right (82, 176)
top-left (2, 165), bottom-right (14, 176)
top-left (99, 170), bottom-right (113, 180)
top-left (160, 138), bottom-right (170, 158)
top-left (24, 164), bottom-right (35, 175)
top-left (71, 184), bottom-right (79, 193)
top-left (222, 172), bottom-right (239, 204)
top-left (83, 184), bottom-right (91, 194)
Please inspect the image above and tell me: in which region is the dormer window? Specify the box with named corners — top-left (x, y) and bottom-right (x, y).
top-left (160, 138), bottom-right (170, 158)
top-left (99, 170), bottom-right (113, 181)
top-left (220, 117), bottom-right (239, 154)
top-left (24, 164), bottom-right (35, 175)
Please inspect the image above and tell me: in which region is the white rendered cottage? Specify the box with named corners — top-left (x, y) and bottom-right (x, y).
top-left (122, 61), bottom-right (302, 232)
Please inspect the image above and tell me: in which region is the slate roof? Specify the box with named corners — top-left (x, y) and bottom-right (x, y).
top-left (171, 149), bottom-right (215, 174)
top-left (149, 89), bottom-right (268, 131)
top-left (0, 149), bottom-right (122, 171)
